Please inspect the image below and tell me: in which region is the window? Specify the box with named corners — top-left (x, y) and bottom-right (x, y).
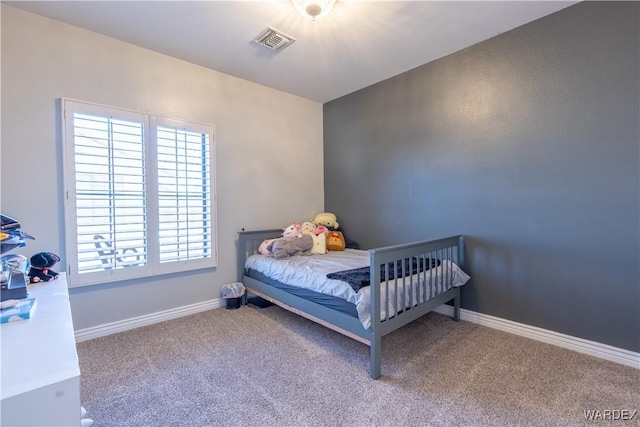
top-left (62, 99), bottom-right (216, 287)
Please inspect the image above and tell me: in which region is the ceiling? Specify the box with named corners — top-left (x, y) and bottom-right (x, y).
top-left (6, 1), bottom-right (577, 103)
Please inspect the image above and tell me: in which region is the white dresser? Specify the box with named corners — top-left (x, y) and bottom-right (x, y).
top-left (1, 273), bottom-right (81, 426)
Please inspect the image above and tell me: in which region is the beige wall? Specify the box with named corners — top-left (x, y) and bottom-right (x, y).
top-left (1, 5), bottom-right (324, 330)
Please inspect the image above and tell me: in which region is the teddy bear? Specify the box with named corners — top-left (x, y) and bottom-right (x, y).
top-left (28, 252), bottom-right (61, 283)
top-left (270, 235), bottom-right (313, 259)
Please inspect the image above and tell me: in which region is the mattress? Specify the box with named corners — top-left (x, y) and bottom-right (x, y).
top-left (245, 249), bottom-right (470, 329)
top-left (245, 269), bottom-right (359, 317)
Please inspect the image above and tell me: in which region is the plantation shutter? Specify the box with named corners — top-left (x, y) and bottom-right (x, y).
top-left (72, 112), bottom-right (148, 275)
top-left (156, 120), bottom-right (213, 265)
top-left (63, 99), bottom-right (217, 287)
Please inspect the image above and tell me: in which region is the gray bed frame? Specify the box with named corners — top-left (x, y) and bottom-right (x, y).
top-left (237, 229), bottom-right (464, 379)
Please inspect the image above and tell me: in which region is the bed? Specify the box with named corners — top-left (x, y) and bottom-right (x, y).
top-left (237, 229), bottom-right (470, 379)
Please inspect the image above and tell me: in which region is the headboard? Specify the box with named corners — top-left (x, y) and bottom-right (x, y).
top-left (237, 229), bottom-right (282, 281)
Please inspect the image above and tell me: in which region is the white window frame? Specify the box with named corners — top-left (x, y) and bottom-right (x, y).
top-left (62, 98), bottom-right (217, 287)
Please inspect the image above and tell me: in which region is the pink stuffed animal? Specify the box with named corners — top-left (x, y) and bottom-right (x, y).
top-left (314, 225), bottom-right (329, 236)
top-left (282, 223), bottom-right (302, 238)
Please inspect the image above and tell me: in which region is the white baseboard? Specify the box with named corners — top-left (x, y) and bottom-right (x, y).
top-left (75, 298), bottom-right (639, 370)
top-left (433, 305), bottom-right (640, 369)
top-left (74, 299), bottom-right (224, 342)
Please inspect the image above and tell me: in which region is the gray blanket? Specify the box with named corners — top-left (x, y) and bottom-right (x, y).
top-left (269, 235), bottom-right (313, 259)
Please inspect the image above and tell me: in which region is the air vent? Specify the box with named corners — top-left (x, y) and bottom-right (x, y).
top-left (254, 27), bottom-right (296, 52)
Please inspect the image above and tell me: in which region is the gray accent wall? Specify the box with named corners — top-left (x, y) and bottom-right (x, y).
top-left (323, 2), bottom-right (639, 352)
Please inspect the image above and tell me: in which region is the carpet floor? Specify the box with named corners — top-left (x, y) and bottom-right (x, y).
top-left (77, 305), bottom-right (639, 426)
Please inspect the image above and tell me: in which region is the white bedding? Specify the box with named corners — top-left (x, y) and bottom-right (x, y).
top-left (245, 249), bottom-right (470, 329)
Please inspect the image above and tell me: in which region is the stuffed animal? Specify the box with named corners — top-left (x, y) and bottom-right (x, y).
top-left (326, 231), bottom-right (346, 251)
top-left (310, 233), bottom-right (327, 254)
top-left (313, 212), bottom-right (339, 229)
top-left (258, 239), bottom-right (277, 255)
top-left (300, 221), bottom-right (317, 236)
top-left (271, 235), bottom-right (313, 259)
top-left (282, 223), bottom-right (302, 239)
top-left (314, 225), bottom-right (329, 236)
top-left (28, 252), bottom-right (61, 283)
top-left (313, 212), bottom-right (359, 249)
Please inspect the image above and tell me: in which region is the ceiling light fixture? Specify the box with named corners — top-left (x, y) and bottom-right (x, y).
top-left (292, 0), bottom-right (336, 20)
